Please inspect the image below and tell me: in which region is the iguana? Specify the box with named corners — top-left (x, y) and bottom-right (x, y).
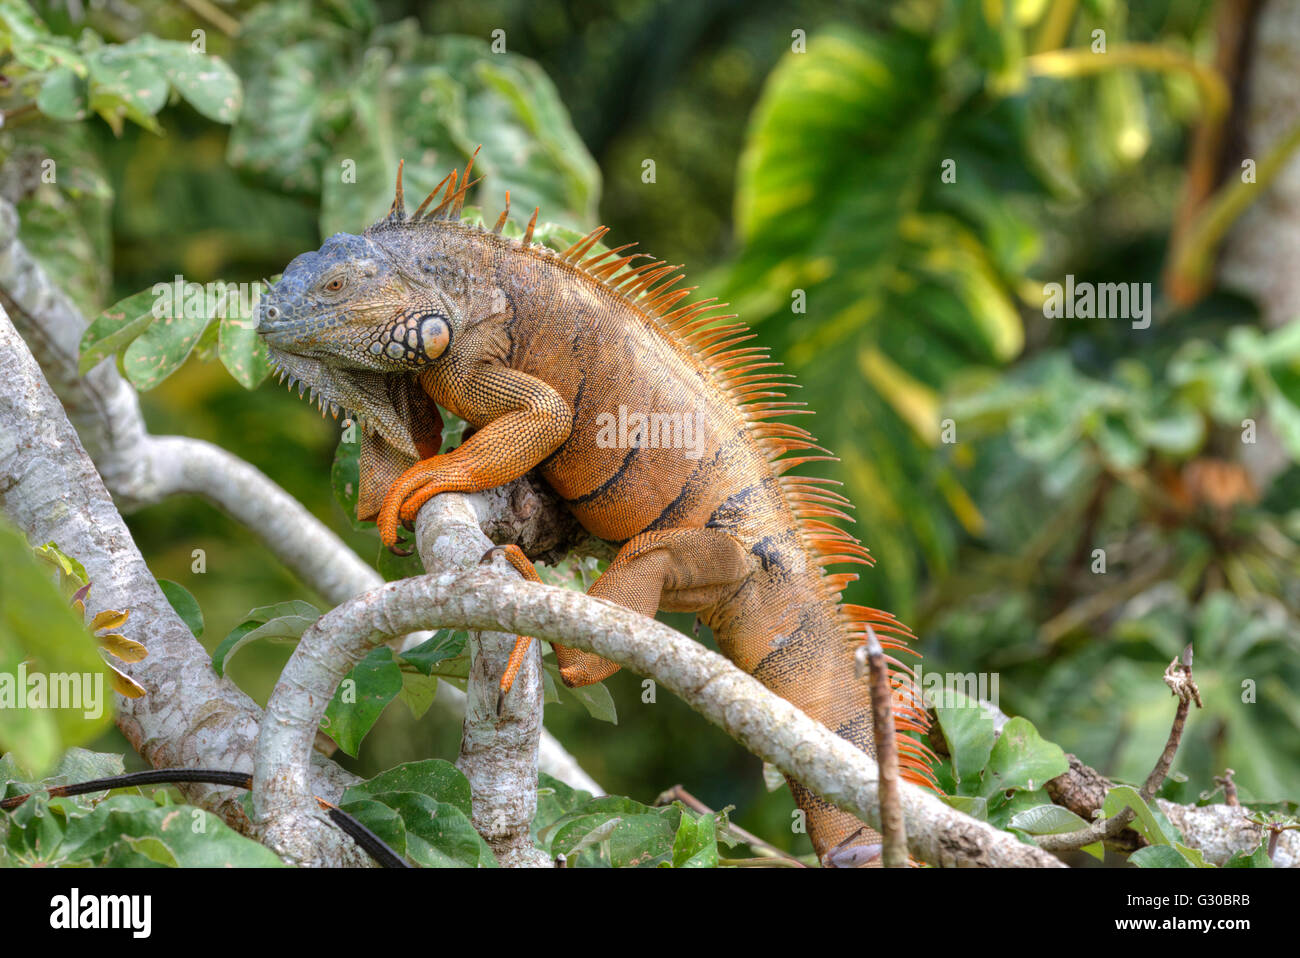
top-left (256, 154), bottom-right (938, 865)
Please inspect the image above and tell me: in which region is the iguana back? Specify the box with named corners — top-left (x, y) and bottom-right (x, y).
top-left (257, 157), bottom-right (937, 863)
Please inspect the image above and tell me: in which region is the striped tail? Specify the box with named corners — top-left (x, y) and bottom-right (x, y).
top-left (713, 572), bottom-right (938, 865)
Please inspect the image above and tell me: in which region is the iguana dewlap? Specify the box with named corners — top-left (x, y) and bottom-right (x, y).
top-left (256, 156), bottom-right (937, 864)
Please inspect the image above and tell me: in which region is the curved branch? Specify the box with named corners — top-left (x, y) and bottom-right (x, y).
top-left (255, 500), bottom-right (1064, 868)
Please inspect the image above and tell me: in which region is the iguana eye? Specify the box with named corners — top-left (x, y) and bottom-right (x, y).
top-left (419, 313), bottom-right (451, 360)
top-left (324, 277), bottom-right (346, 292)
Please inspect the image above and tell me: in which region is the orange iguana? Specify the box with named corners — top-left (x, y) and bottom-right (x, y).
top-left (256, 154), bottom-right (937, 865)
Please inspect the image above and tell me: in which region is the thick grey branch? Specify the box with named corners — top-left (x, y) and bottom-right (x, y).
top-left (0, 308), bottom-right (360, 843)
top-left (255, 510), bottom-right (1064, 868)
top-left (419, 494), bottom-right (551, 867)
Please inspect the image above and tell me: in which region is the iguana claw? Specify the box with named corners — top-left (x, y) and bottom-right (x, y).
top-left (388, 531), bottom-right (414, 557)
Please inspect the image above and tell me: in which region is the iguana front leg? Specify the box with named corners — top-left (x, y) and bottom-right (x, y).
top-left (376, 365), bottom-right (571, 550)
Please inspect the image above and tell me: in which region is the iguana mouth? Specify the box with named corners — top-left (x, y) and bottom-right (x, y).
top-left (265, 346), bottom-right (420, 458)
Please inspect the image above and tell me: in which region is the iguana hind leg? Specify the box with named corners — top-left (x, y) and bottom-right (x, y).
top-left (487, 545), bottom-right (617, 698)
top-left (496, 528), bottom-right (750, 699)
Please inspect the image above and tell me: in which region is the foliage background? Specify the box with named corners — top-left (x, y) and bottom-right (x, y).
top-left (2, 0), bottom-right (1297, 858)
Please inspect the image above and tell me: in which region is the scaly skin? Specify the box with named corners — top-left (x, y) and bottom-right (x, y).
top-left (257, 156), bottom-right (936, 864)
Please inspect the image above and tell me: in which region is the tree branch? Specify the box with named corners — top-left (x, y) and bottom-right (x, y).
top-left (945, 695), bottom-right (1298, 865)
top-left (418, 495), bottom-right (551, 867)
top-left (858, 628), bottom-right (908, 867)
top-left (1036, 647), bottom-right (1200, 853)
top-left (0, 307), bottom-right (361, 846)
top-left (253, 499), bottom-right (1066, 868)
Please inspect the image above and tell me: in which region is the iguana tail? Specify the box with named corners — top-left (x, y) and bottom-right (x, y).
top-left (707, 545), bottom-right (936, 864)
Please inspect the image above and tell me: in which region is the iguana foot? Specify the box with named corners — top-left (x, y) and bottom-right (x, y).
top-left (388, 531), bottom-right (414, 557)
top-left (377, 455), bottom-right (461, 549)
top-left (484, 545), bottom-right (542, 705)
top-left (397, 480), bottom-right (444, 524)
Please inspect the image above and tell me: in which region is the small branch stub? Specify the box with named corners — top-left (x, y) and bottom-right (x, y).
top-left (855, 627), bottom-right (908, 868)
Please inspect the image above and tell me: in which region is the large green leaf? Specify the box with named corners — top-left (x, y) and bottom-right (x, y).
top-left (322, 646), bottom-right (403, 756)
top-left (934, 693), bottom-right (997, 790)
top-left (0, 522), bottom-right (114, 776)
top-left (343, 759), bottom-right (472, 817)
top-left (720, 25), bottom-right (1037, 611)
top-left (981, 717), bottom-right (1069, 797)
top-left (341, 762), bottom-right (493, 867)
top-left (120, 35), bottom-right (242, 124)
top-left (211, 600), bottom-right (320, 677)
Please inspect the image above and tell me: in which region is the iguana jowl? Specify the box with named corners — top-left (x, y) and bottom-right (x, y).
top-left (256, 155), bottom-right (937, 864)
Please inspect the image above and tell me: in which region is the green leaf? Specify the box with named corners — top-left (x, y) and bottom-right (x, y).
top-left (670, 809), bottom-right (722, 868)
top-left (0, 521), bottom-right (114, 776)
top-left (399, 630), bottom-right (467, 676)
top-left (343, 759), bottom-right (473, 817)
top-left (0, 2), bottom-right (81, 72)
top-left (1129, 844), bottom-right (1194, 868)
top-left (1223, 843), bottom-right (1272, 868)
top-left (361, 791), bottom-right (493, 867)
top-left (533, 773), bottom-right (595, 849)
top-left (934, 693), bottom-right (997, 789)
top-left (57, 795), bottom-right (286, 867)
top-left (981, 717), bottom-right (1069, 797)
top-left (543, 795), bottom-right (684, 868)
top-left (211, 600), bottom-right (320, 677)
top-left (1102, 785), bottom-right (1178, 846)
top-left (122, 302), bottom-right (211, 391)
top-left (1007, 802), bottom-right (1104, 860)
top-left (322, 647), bottom-right (403, 756)
top-left (85, 45), bottom-right (168, 135)
top-left (126, 36), bottom-right (242, 123)
top-left (940, 794), bottom-right (988, 820)
top-left (1008, 803), bottom-right (1090, 834)
top-left (78, 287), bottom-right (158, 374)
top-left (1172, 842), bottom-right (1214, 867)
top-left (36, 67), bottom-right (88, 121)
top-left (1134, 405), bottom-right (1204, 455)
top-left (546, 664), bottom-right (617, 724)
top-left (1095, 414), bottom-right (1145, 470)
top-left (216, 279), bottom-right (273, 388)
top-left (0, 0), bottom-right (49, 50)
top-left (396, 671), bottom-right (438, 719)
top-left (335, 798), bottom-right (406, 858)
top-left (156, 579), bottom-right (202, 639)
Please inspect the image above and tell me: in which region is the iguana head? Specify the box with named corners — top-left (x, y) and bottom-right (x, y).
top-left (256, 228), bottom-right (453, 441)
top-left (256, 158), bottom-right (492, 520)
